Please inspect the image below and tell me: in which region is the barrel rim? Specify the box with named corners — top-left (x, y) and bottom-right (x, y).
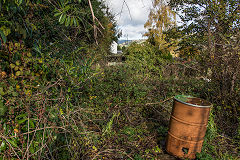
top-left (174, 95), bottom-right (212, 108)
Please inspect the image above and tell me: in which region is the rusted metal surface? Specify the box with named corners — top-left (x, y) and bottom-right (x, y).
top-left (166, 95), bottom-right (212, 159)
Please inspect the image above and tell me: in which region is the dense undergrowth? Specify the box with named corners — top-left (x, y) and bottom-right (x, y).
top-left (60, 60), bottom-right (239, 159)
top-left (80, 62), bottom-right (239, 159)
top-left (0, 0), bottom-right (239, 160)
top-left (1, 41), bottom-right (239, 159)
top-left (0, 0), bottom-right (117, 159)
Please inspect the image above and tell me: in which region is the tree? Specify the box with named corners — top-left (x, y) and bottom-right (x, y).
top-left (144, 0), bottom-right (178, 55)
top-left (169, 0), bottom-right (240, 134)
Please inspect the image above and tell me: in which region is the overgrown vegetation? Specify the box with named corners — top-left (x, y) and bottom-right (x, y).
top-left (0, 0), bottom-right (239, 159)
top-left (0, 0), bottom-right (118, 159)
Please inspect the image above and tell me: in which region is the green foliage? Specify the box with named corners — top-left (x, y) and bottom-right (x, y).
top-left (166, 0), bottom-right (240, 138)
top-left (0, 29), bottom-right (7, 43)
top-left (196, 110), bottom-right (239, 160)
top-left (0, 41), bottom-right (95, 158)
top-left (0, 0), bottom-right (117, 159)
top-left (0, 0), bottom-right (239, 159)
top-left (0, 0), bottom-right (117, 50)
top-left (0, 96), bottom-right (7, 116)
top-left (125, 42), bottom-right (172, 78)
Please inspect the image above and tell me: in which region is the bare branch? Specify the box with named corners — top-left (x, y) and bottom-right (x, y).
top-left (0, 135), bottom-right (21, 160)
top-left (88, 0), bottom-right (103, 45)
top-left (119, 0), bottom-right (132, 21)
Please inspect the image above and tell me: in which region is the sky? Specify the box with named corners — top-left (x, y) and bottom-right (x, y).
top-left (105, 0), bottom-right (153, 40)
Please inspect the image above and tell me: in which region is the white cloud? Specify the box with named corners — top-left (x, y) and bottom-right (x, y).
top-left (105, 0), bottom-right (153, 40)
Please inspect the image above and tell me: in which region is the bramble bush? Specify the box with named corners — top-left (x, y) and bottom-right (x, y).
top-left (0, 0), bottom-right (117, 159)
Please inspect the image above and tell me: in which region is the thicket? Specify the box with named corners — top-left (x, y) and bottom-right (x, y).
top-left (0, 0), bottom-right (118, 159)
top-left (168, 0), bottom-right (240, 137)
top-left (124, 38), bottom-right (239, 160)
top-left (144, 0), bottom-right (239, 137)
top-left (141, 0), bottom-right (239, 158)
top-left (0, 0), bottom-right (239, 159)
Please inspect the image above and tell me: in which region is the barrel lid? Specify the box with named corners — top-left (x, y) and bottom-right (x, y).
top-left (174, 95), bottom-right (212, 108)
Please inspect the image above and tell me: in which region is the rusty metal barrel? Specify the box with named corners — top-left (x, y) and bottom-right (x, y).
top-left (166, 95), bottom-right (212, 159)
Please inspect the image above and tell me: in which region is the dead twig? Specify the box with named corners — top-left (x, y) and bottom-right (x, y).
top-left (0, 134), bottom-right (21, 160)
top-left (22, 126), bottom-right (67, 136)
top-left (26, 115), bottom-right (30, 160)
top-left (88, 0), bottom-right (99, 45)
top-left (145, 96), bottom-right (174, 105)
top-left (119, 0), bottom-right (132, 21)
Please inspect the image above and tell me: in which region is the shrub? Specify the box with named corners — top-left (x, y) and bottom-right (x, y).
top-left (125, 42), bottom-right (172, 78)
